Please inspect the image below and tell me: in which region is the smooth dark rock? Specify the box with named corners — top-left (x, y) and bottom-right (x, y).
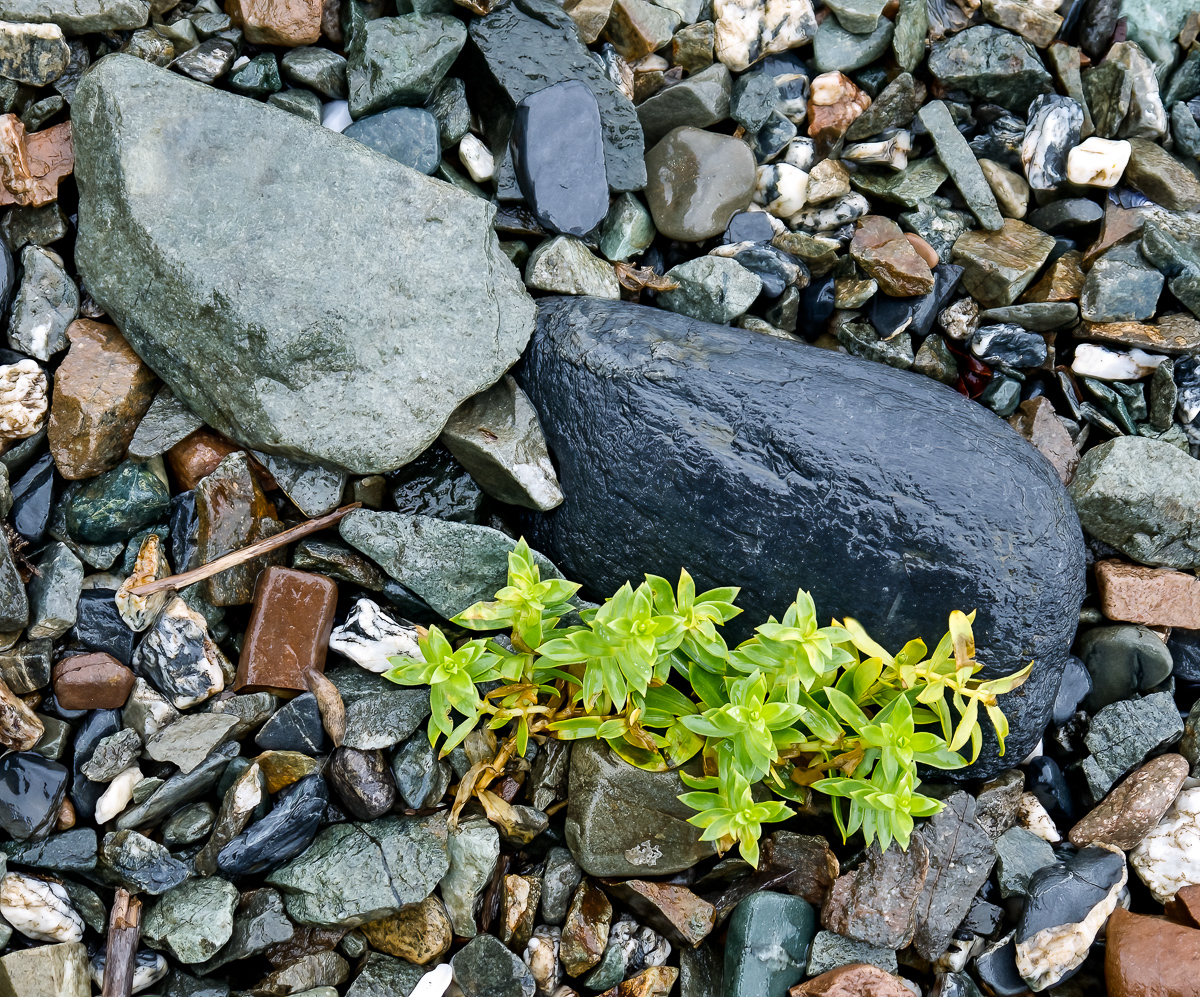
top-left (1168, 628), bottom-right (1200, 683)
top-left (64, 461), bottom-right (170, 545)
top-left (116, 741), bottom-right (238, 830)
top-left (1, 827), bottom-right (95, 872)
top-left (70, 707), bottom-right (120, 823)
top-left (1024, 755), bottom-right (1076, 827)
top-left (517, 297), bottom-right (1086, 776)
top-left (217, 774), bottom-right (328, 877)
top-left (390, 729), bottom-right (451, 810)
top-left (328, 746), bottom-right (396, 821)
top-left (254, 693), bottom-right (326, 755)
top-left (1076, 625), bottom-right (1173, 713)
top-left (466, 0), bottom-right (645, 193)
top-left (511, 79), bottom-right (608, 238)
top-left (451, 933), bottom-right (535, 997)
top-left (0, 751), bottom-right (68, 840)
top-left (11, 451), bottom-right (55, 544)
top-left (1026, 198), bottom-right (1104, 233)
top-left (974, 934), bottom-right (1027, 997)
top-left (342, 106), bottom-right (441, 174)
top-left (72, 589), bottom-right (138, 665)
top-left (724, 211), bottom-right (775, 245)
top-left (1052, 654), bottom-right (1092, 725)
top-left (724, 892), bottom-right (815, 997)
top-left (100, 828), bottom-right (191, 895)
top-left (388, 443), bottom-right (484, 524)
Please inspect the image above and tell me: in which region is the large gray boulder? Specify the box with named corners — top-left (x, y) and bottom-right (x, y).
top-left (517, 297), bottom-right (1087, 778)
top-left (72, 55), bottom-right (534, 474)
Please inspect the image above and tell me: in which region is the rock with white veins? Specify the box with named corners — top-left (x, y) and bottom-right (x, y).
top-left (1131, 785), bottom-right (1200, 903)
top-left (72, 55), bottom-right (533, 475)
top-left (115, 532), bottom-right (170, 632)
top-left (441, 375), bottom-right (564, 512)
top-left (0, 360), bottom-right (47, 443)
top-left (713, 0), bottom-right (817, 72)
top-left (6, 247), bottom-right (78, 362)
top-left (1020, 94), bottom-right (1083, 191)
top-left (0, 872), bottom-right (85, 943)
top-left (1066, 137), bottom-right (1130, 187)
top-left (131, 596), bottom-right (227, 709)
top-left (329, 597), bottom-right (421, 673)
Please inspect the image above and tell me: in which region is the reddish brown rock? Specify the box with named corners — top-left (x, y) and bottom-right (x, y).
top-left (602, 880), bottom-right (716, 946)
top-left (0, 674), bottom-right (42, 751)
top-left (196, 451), bottom-right (283, 606)
top-left (1069, 753), bottom-right (1190, 850)
top-left (234, 567), bottom-right (338, 693)
top-left (822, 839), bottom-right (930, 948)
top-left (1077, 314), bottom-right (1200, 356)
top-left (51, 652), bottom-right (135, 709)
top-left (263, 926), bottom-right (345, 969)
top-left (560, 880), bottom-right (612, 977)
top-left (791, 964), bottom-right (915, 997)
top-left (808, 72), bottom-right (870, 150)
top-left (1105, 908), bottom-right (1200, 997)
top-left (1007, 396), bottom-right (1079, 484)
top-left (225, 0), bottom-right (321, 46)
top-left (598, 967), bottom-right (678, 997)
top-left (48, 320), bottom-right (158, 481)
top-left (1095, 559), bottom-right (1200, 628)
top-left (851, 216), bottom-right (935, 297)
top-left (905, 233), bottom-right (939, 269)
top-left (770, 832), bottom-right (841, 906)
top-left (55, 797), bottom-right (74, 831)
top-left (166, 429), bottom-right (277, 492)
top-left (1022, 248), bottom-right (1085, 303)
top-left (1166, 885), bottom-right (1200, 928)
top-left (0, 117), bottom-right (73, 208)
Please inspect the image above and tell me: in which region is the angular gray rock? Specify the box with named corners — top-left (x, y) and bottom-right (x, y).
top-left (0, 0), bottom-right (149, 32)
top-left (72, 55), bottom-right (534, 475)
top-left (7, 246), bottom-right (77, 361)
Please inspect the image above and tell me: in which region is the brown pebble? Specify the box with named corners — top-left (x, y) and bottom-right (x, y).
top-left (1007, 396), bottom-right (1079, 484)
top-left (225, 0), bottom-right (321, 46)
top-left (54, 797), bottom-right (74, 831)
top-left (0, 117), bottom-right (73, 208)
top-left (808, 71), bottom-right (871, 151)
top-left (850, 216), bottom-right (934, 297)
top-left (167, 428), bottom-right (276, 492)
top-left (1068, 753), bottom-right (1189, 850)
top-left (904, 233), bottom-right (940, 269)
top-left (1166, 885), bottom-right (1200, 929)
top-left (51, 652), bottom-right (135, 710)
top-left (1105, 908), bottom-right (1200, 997)
top-left (598, 967), bottom-right (678, 997)
top-left (234, 567), bottom-right (338, 694)
top-left (791, 964), bottom-right (914, 997)
top-left (1096, 559), bottom-right (1200, 628)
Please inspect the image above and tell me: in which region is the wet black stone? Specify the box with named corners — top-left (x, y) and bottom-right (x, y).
top-left (327, 745), bottom-right (396, 821)
top-left (466, 0), bottom-right (644, 194)
top-left (217, 774), bottom-right (328, 877)
top-left (517, 297), bottom-right (1086, 778)
top-left (731, 245), bottom-right (805, 298)
top-left (961, 897), bottom-right (1004, 936)
top-left (0, 751), bottom-right (68, 840)
top-left (70, 708), bottom-right (121, 823)
top-left (512, 79), bottom-right (608, 238)
top-left (725, 211), bottom-right (776, 245)
top-left (1016, 846), bottom-right (1124, 943)
top-left (1052, 654), bottom-right (1092, 725)
top-left (11, 451), bottom-right (56, 544)
top-left (343, 106), bottom-right (442, 175)
top-left (170, 490), bottom-right (199, 574)
top-left (1024, 755), bottom-right (1076, 826)
top-left (749, 111), bottom-right (797, 162)
top-left (1079, 0), bottom-right (1120, 59)
top-left (975, 936), bottom-right (1027, 997)
top-left (1077, 625), bottom-right (1173, 713)
top-left (388, 443), bottom-right (484, 524)
top-left (254, 693), bottom-right (326, 755)
top-left (1167, 628), bottom-right (1200, 683)
top-left (971, 324), bottom-right (1048, 368)
top-left (800, 275), bottom-right (836, 334)
top-left (869, 263), bottom-right (962, 339)
top-left (72, 589), bottom-right (138, 664)
top-left (1, 827), bottom-right (96, 871)
top-left (0, 240), bottom-right (14, 313)
top-left (969, 113), bottom-right (1026, 168)
top-left (165, 970), bottom-right (230, 997)
top-left (1026, 198), bottom-right (1104, 234)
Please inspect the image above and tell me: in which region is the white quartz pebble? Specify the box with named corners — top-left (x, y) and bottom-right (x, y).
top-left (1066, 137), bottom-right (1131, 188)
top-left (754, 163), bottom-right (808, 217)
top-left (0, 359), bottom-right (48, 442)
top-left (95, 765), bottom-right (143, 825)
top-left (329, 597), bottom-right (421, 673)
top-left (1131, 786), bottom-right (1200, 903)
top-left (1071, 343), bottom-right (1168, 380)
top-left (321, 100), bottom-right (352, 133)
top-left (458, 134), bottom-right (495, 183)
top-left (411, 963), bottom-right (453, 997)
top-left (0, 872), bottom-right (85, 943)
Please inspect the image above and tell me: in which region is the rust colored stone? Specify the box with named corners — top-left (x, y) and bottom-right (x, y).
top-left (905, 233), bottom-right (939, 268)
top-left (52, 652), bottom-right (135, 710)
top-left (263, 926), bottom-right (346, 969)
top-left (791, 964), bottom-right (915, 997)
top-left (0, 118), bottom-right (73, 208)
top-left (1083, 201), bottom-right (1145, 268)
top-left (560, 880), bottom-right (612, 977)
top-left (361, 897), bottom-right (452, 964)
top-left (225, 0), bottom-right (321, 46)
top-left (48, 320), bottom-right (159, 480)
top-left (166, 428), bottom-right (276, 491)
top-left (1077, 313), bottom-right (1200, 355)
top-left (1069, 753), bottom-right (1189, 850)
top-left (0, 673), bottom-right (42, 751)
top-left (1096, 559), bottom-right (1200, 629)
top-left (1166, 885), bottom-right (1200, 928)
top-left (1007, 397), bottom-right (1078, 484)
top-left (808, 71), bottom-right (871, 149)
top-left (1022, 248), bottom-right (1086, 303)
top-left (851, 216), bottom-right (935, 297)
top-left (234, 566), bottom-right (338, 693)
top-left (821, 839), bottom-right (930, 948)
top-left (602, 880), bottom-right (716, 947)
top-left (255, 750), bottom-right (321, 793)
top-left (55, 797), bottom-right (75, 831)
top-left (1105, 908), bottom-right (1200, 997)
top-left (597, 967), bottom-right (678, 997)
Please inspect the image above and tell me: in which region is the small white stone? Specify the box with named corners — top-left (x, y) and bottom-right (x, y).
top-left (0, 873), bottom-right (85, 943)
top-left (321, 100), bottom-right (352, 133)
top-left (1016, 791), bottom-right (1061, 843)
top-left (0, 359), bottom-right (48, 441)
top-left (329, 597), bottom-right (422, 673)
top-left (523, 926), bottom-right (561, 994)
top-left (458, 133), bottom-right (495, 183)
top-left (230, 55), bottom-right (249, 70)
top-left (784, 137), bottom-right (816, 172)
top-left (714, 0), bottom-right (817, 72)
top-left (1066, 137), bottom-right (1131, 188)
top-left (842, 130), bottom-right (912, 171)
top-left (408, 963), bottom-right (453, 997)
top-left (1071, 343), bottom-right (1168, 381)
top-left (95, 766), bottom-right (143, 825)
top-left (754, 163), bottom-right (808, 217)
top-left (938, 296), bottom-right (980, 341)
top-left (92, 950), bottom-right (169, 994)
top-left (630, 53), bottom-right (669, 71)
top-left (1131, 785), bottom-right (1200, 903)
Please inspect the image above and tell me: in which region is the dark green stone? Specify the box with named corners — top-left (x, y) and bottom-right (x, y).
top-left (267, 87), bottom-right (322, 122)
top-left (927, 25), bottom-right (1053, 113)
top-left (346, 14), bottom-right (465, 118)
top-left (228, 53), bottom-right (281, 98)
top-left (724, 892), bottom-right (815, 997)
top-left (812, 15), bottom-right (893, 74)
top-left (1082, 60), bottom-right (1131, 139)
top-left (64, 461), bottom-right (170, 545)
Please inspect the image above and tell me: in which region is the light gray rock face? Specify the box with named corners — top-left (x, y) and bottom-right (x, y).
top-left (71, 55), bottom-right (534, 475)
top-left (0, 0), bottom-right (149, 33)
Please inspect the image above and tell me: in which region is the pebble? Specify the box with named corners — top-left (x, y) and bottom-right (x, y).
top-left (1096, 559), bottom-right (1200, 628)
top-left (1106, 908), bottom-right (1200, 997)
top-left (525, 236), bottom-right (620, 299)
top-left (995, 826), bottom-right (1056, 898)
top-left (658, 256), bottom-right (761, 323)
top-left (234, 567), bottom-right (336, 694)
top-left (644, 126), bottom-right (755, 242)
top-left (1083, 692), bottom-right (1184, 800)
top-left (142, 876), bottom-right (238, 964)
top-left (0, 873), bottom-right (83, 943)
top-left (725, 892), bottom-right (814, 997)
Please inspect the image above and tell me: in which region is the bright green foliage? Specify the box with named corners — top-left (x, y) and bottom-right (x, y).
top-left (384, 539), bottom-right (1033, 864)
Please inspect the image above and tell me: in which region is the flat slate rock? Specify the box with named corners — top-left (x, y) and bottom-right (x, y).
top-left (516, 297), bottom-right (1086, 777)
top-left (71, 55), bottom-right (534, 475)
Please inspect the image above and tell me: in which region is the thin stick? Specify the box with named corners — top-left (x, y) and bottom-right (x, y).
top-left (101, 888), bottom-right (142, 997)
top-left (125, 503), bottom-right (362, 597)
